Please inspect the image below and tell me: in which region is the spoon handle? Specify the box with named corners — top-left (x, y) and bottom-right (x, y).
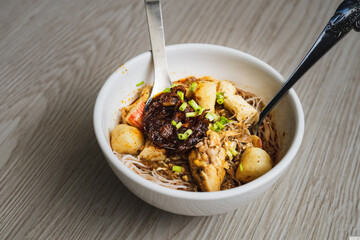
top-left (258, 0), bottom-right (360, 126)
top-left (144, 0), bottom-right (172, 101)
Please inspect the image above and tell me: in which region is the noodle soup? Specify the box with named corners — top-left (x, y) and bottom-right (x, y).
top-left (110, 76), bottom-right (279, 192)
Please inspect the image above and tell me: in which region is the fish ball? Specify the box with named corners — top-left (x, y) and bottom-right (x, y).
top-left (111, 124), bottom-right (144, 154)
top-left (236, 147), bottom-right (273, 183)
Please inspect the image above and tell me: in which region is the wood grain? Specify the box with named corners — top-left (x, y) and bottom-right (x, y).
top-left (1, 0), bottom-right (359, 239)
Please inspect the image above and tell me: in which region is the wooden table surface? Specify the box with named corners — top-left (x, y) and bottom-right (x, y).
top-left (1, 0), bottom-right (359, 239)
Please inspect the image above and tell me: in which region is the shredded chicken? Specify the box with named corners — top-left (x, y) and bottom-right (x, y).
top-left (188, 131), bottom-right (228, 192)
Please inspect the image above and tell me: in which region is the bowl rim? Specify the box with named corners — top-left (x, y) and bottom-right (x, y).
top-left (93, 43), bottom-right (304, 200)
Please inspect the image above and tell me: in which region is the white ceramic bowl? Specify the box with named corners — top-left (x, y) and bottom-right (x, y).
top-left (94, 44), bottom-right (304, 216)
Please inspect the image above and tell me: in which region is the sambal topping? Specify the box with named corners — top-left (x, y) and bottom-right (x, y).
top-left (143, 85), bottom-right (209, 152)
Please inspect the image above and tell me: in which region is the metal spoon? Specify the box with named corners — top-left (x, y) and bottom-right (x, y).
top-left (144, 0), bottom-right (172, 109)
top-left (252, 0), bottom-right (360, 135)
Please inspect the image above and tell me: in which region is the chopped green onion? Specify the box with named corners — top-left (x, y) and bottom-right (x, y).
top-left (184, 129), bottom-right (193, 136)
top-left (216, 92), bottom-right (224, 99)
top-left (226, 149), bottom-right (233, 159)
top-left (216, 92), bottom-right (225, 104)
top-left (178, 133), bottom-right (186, 140)
top-left (189, 82), bottom-right (198, 92)
top-left (136, 81), bottom-right (144, 86)
top-left (171, 83), bottom-right (177, 88)
top-left (164, 88), bottom-right (171, 93)
top-left (220, 116), bottom-right (228, 122)
top-left (172, 165), bottom-right (183, 172)
top-left (176, 122), bottom-right (182, 129)
top-left (215, 121), bottom-right (225, 130)
top-left (239, 163), bottom-right (243, 172)
top-left (210, 121), bottom-right (225, 132)
top-left (211, 123), bottom-right (220, 132)
top-left (196, 106), bottom-right (205, 115)
top-left (219, 116), bottom-right (229, 125)
top-left (205, 112), bottom-right (215, 121)
top-left (186, 112), bottom-right (197, 117)
top-left (205, 112), bottom-right (219, 122)
top-left (179, 102), bottom-right (188, 111)
top-left (172, 120), bottom-right (182, 129)
top-left (188, 100), bottom-right (200, 111)
top-left (177, 91), bottom-right (184, 101)
top-left (178, 129), bottom-right (193, 140)
top-left (230, 148), bottom-right (238, 156)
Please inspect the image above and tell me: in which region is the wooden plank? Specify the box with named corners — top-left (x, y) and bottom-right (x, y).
top-left (0, 0), bottom-right (359, 239)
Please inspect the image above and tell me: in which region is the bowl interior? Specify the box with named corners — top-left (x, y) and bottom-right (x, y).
top-left (95, 43), bottom-right (303, 196)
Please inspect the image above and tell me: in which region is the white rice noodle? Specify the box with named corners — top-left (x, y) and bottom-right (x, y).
top-left (114, 152), bottom-right (195, 191)
top-left (258, 117), bottom-right (277, 149)
top-left (244, 95), bottom-right (278, 158)
top-left (245, 96), bottom-right (265, 112)
top-left (243, 95), bottom-right (276, 142)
